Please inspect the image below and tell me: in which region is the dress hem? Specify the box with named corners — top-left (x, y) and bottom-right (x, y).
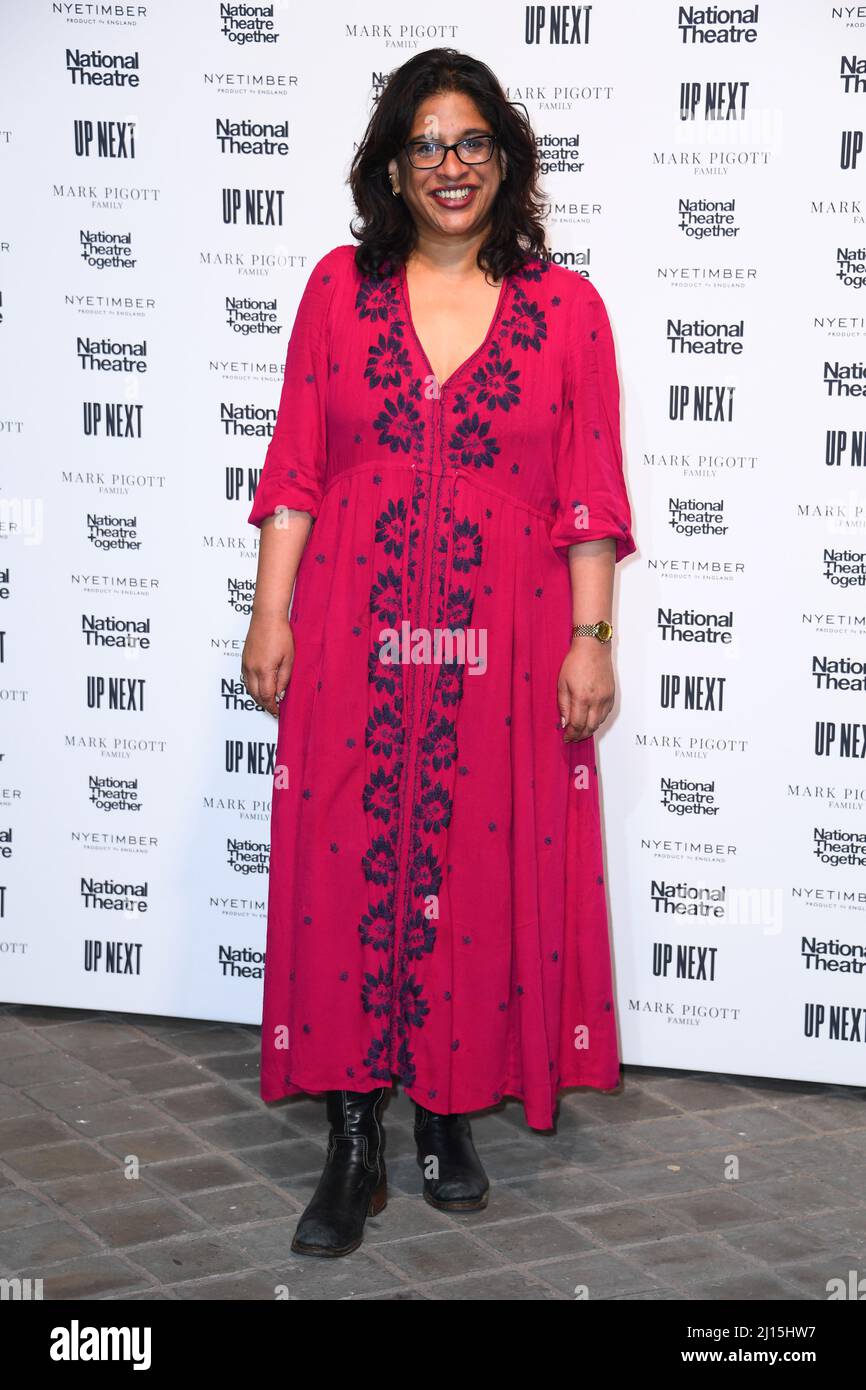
top-left (259, 1068), bottom-right (623, 1133)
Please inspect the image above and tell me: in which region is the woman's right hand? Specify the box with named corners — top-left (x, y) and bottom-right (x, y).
top-left (242, 612), bottom-right (295, 717)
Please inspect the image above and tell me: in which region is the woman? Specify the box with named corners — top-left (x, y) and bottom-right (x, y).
top-left (241, 47), bottom-right (636, 1259)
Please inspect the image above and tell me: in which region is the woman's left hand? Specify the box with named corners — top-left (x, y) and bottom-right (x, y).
top-left (557, 642), bottom-right (615, 743)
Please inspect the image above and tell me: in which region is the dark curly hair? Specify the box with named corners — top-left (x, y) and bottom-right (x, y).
top-left (348, 48), bottom-right (549, 282)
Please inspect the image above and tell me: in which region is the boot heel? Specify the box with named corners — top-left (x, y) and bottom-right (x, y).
top-left (368, 1179), bottom-right (387, 1216)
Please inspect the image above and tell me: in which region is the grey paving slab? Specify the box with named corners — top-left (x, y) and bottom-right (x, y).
top-left (222, 1217), bottom-right (310, 1268)
top-left (531, 1248), bottom-right (666, 1299)
top-left (181, 1184), bottom-right (302, 1227)
top-left (686, 1270), bottom-right (807, 1300)
top-left (646, 1188), bottom-right (773, 1232)
top-left (2, 1140), bottom-right (117, 1183)
top-left (36, 1021), bottom-right (152, 1054)
top-left (0, 1031), bottom-right (53, 1059)
top-left (623, 1233), bottom-right (765, 1292)
top-left (15, 1254), bottom-right (152, 1299)
top-left (471, 1214), bottom-right (596, 1261)
top-left (2, 1054), bottom-right (93, 1087)
top-left (142, 1155), bottom-right (256, 1196)
top-left (18, 1078), bottom-right (127, 1112)
top-left (155, 1027), bottom-right (259, 1058)
top-left (701, 1104), bottom-right (822, 1143)
top-left (49, 1099), bottom-right (169, 1140)
top-left (775, 1251), bottom-right (866, 1300)
top-left (0, 1218), bottom-right (100, 1268)
top-left (5, 1007), bottom-right (102, 1028)
top-left (774, 1094), bottom-right (866, 1132)
top-left (115, 1233), bottom-right (254, 1285)
top-left (0, 1188), bottom-right (58, 1232)
top-left (186, 1112), bottom-right (306, 1149)
top-left (79, 1199), bottom-right (206, 1248)
top-left (627, 1074), bottom-right (759, 1112)
top-left (99, 1128), bottom-right (207, 1164)
top-left (523, 1125), bottom-right (662, 1167)
top-left (38, 1170), bottom-right (164, 1215)
top-left (558, 1088), bottom-right (681, 1127)
top-left (108, 1061), bottom-right (216, 1094)
top-left (734, 1173), bottom-right (853, 1220)
top-left (171, 1269), bottom-right (293, 1300)
top-left (79, 1043), bottom-right (177, 1074)
top-left (0, 1113), bottom-right (79, 1150)
top-left (267, 1250), bottom-right (407, 1300)
top-left (0, 1090), bottom-right (41, 1121)
top-left (195, 1053), bottom-right (262, 1083)
top-left (424, 1270), bottom-right (565, 1299)
top-left (583, 1158), bottom-right (721, 1200)
top-left (795, 1206), bottom-right (866, 1243)
top-left (359, 1194), bottom-right (454, 1243)
top-left (153, 1084), bottom-right (260, 1123)
top-left (360, 1287), bottom-right (433, 1299)
top-left (500, 1167), bottom-right (624, 1212)
top-left (236, 1139), bottom-right (329, 1182)
top-left (565, 1199), bottom-right (693, 1247)
top-left (365, 1229), bottom-right (504, 1282)
top-left (677, 1142), bottom-right (813, 1184)
top-left (717, 1218), bottom-right (836, 1265)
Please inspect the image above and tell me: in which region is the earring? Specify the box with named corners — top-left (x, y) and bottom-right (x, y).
top-left (389, 176), bottom-right (400, 197)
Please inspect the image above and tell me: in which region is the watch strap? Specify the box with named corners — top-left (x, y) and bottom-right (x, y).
top-left (572, 621), bottom-right (613, 643)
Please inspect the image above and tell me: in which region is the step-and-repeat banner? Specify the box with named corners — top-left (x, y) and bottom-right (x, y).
top-left (2, 3), bottom-right (865, 1089)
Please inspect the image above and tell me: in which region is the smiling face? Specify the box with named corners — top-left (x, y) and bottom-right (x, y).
top-left (388, 89), bottom-right (506, 244)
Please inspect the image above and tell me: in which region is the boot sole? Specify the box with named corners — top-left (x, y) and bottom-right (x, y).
top-left (423, 1187), bottom-right (490, 1212)
top-left (290, 1182), bottom-right (388, 1258)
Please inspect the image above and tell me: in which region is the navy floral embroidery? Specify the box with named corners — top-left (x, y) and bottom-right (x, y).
top-left (445, 520), bottom-right (481, 573)
top-left (447, 414), bottom-right (501, 470)
top-left (351, 253), bottom-right (557, 1089)
top-left (375, 498), bottom-right (407, 555)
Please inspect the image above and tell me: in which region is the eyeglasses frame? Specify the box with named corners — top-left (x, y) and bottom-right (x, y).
top-left (401, 134), bottom-right (498, 170)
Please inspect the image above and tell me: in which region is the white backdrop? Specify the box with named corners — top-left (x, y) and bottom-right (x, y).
top-left (2, 1), bottom-right (865, 1089)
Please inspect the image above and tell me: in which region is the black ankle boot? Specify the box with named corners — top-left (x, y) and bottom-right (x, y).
top-left (413, 1103), bottom-right (489, 1211)
top-left (291, 1088), bottom-right (388, 1257)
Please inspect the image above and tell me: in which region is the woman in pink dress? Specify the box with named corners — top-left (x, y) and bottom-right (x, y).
top-left (241, 47), bottom-right (636, 1258)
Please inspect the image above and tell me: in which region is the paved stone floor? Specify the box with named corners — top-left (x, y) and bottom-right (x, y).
top-left (0, 1003), bottom-right (864, 1300)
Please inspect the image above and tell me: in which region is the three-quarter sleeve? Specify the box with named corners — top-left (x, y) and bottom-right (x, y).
top-left (549, 275), bottom-right (637, 563)
top-left (247, 252), bottom-right (337, 528)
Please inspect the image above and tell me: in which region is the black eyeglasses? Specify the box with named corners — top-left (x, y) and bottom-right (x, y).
top-left (403, 134), bottom-right (497, 169)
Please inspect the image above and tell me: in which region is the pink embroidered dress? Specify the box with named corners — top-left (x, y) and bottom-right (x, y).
top-left (248, 242), bottom-right (636, 1130)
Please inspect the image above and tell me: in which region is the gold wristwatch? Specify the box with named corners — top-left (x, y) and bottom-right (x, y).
top-left (572, 620), bottom-right (613, 644)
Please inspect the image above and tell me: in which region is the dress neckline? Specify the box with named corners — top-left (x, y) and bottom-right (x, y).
top-left (398, 259), bottom-right (510, 393)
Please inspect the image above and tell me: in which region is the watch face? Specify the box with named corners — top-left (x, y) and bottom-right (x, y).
top-left (595, 620), bottom-right (613, 642)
